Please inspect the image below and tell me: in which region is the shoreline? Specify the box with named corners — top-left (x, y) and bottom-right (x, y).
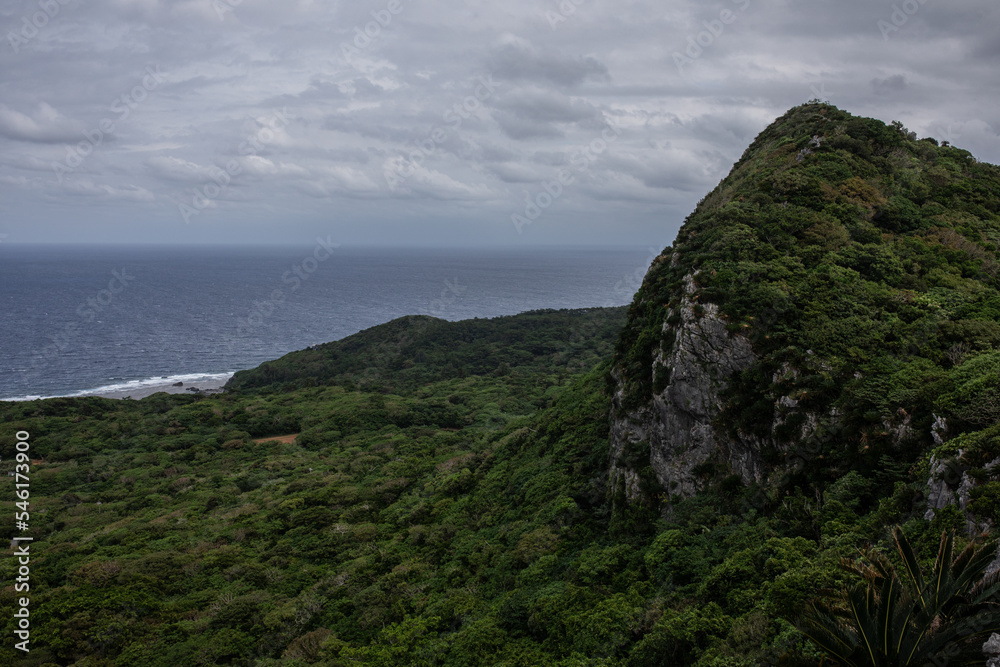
top-left (2, 372), bottom-right (235, 402)
top-left (92, 375), bottom-right (233, 400)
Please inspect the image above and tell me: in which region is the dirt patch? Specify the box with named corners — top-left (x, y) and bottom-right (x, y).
top-left (253, 433), bottom-right (300, 445)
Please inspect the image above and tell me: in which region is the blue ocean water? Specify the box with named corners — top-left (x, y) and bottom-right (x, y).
top-left (0, 244), bottom-right (656, 400)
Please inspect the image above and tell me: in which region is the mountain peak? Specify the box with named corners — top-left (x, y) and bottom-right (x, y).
top-left (610, 103), bottom-right (1000, 508)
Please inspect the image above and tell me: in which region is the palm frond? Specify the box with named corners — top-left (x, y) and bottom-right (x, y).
top-left (893, 526), bottom-right (925, 609)
top-left (798, 527), bottom-right (1000, 667)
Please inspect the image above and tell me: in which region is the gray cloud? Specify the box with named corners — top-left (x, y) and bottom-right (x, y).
top-left (872, 75), bottom-right (908, 95)
top-left (490, 37), bottom-right (610, 87)
top-left (0, 0), bottom-right (997, 246)
top-left (0, 103), bottom-right (84, 143)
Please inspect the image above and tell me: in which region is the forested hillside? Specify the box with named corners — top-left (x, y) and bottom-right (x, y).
top-left (226, 308), bottom-right (626, 394)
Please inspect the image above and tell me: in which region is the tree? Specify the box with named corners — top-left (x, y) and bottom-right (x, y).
top-left (797, 527), bottom-right (1000, 666)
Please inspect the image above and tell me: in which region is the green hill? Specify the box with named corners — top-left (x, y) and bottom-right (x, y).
top-left (226, 307), bottom-right (627, 394)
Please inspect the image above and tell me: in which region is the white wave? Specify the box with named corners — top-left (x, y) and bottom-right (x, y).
top-left (1, 371), bottom-right (236, 402)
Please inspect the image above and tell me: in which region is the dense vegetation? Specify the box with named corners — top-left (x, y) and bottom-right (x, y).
top-left (3, 104), bottom-right (1000, 666)
top-left (227, 308), bottom-right (626, 395)
top-left (1, 308), bottom-right (658, 666)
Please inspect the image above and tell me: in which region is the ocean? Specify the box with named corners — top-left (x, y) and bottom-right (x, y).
top-left (0, 244), bottom-right (656, 400)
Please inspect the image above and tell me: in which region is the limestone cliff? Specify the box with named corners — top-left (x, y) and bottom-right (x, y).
top-left (610, 270), bottom-right (759, 501)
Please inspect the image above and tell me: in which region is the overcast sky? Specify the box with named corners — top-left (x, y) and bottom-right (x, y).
top-left (0, 0), bottom-right (998, 247)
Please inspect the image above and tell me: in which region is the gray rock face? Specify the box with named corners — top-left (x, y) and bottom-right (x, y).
top-left (924, 453), bottom-right (960, 521)
top-left (985, 632), bottom-right (1000, 667)
top-left (932, 413), bottom-right (949, 446)
top-left (610, 272), bottom-right (761, 501)
top-left (922, 436), bottom-right (1000, 574)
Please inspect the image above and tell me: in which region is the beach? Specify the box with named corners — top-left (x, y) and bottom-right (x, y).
top-left (91, 374), bottom-right (233, 400)
top-left (2, 372), bottom-right (235, 402)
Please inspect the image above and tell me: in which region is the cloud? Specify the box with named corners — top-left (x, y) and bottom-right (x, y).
top-left (0, 103), bottom-right (84, 143)
top-left (0, 154), bottom-right (58, 172)
top-left (0, 0), bottom-right (997, 246)
top-left (297, 164), bottom-right (380, 197)
top-left (382, 156), bottom-right (492, 200)
top-left (495, 89), bottom-right (602, 125)
top-left (61, 179), bottom-right (156, 202)
top-left (493, 111), bottom-right (566, 140)
top-left (0, 174), bottom-right (33, 188)
top-left (236, 155), bottom-right (309, 178)
top-left (407, 167), bottom-right (493, 200)
top-left (489, 36), bottom-right (610, 87)
top-left (145, 156), bottom-right (219, 183)
top-left (487, 161), bottom-right (551, 184)
top-left (872, 75), bottom-right (908, 95)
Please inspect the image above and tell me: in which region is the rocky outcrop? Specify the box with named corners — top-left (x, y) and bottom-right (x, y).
top-left (610, 271), bottom-right (761, 501)
top-left (924, 451), bottom-right (963, 522)
top-left (984, 633), bottom-right (1000, 667)
top-left (608, 267), bottom-right (904, 505)
top-left (924, 448), bottom-right (1000, 531)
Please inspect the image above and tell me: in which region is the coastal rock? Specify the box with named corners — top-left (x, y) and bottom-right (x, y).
top-left (610, 272), bottom-right (760, 501)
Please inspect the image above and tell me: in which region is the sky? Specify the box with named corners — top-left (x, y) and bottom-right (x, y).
top-left (0, 0), bottom-right (998, 248)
